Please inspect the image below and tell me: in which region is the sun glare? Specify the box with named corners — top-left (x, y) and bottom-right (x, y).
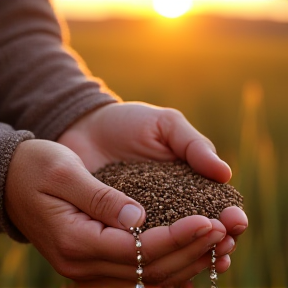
top-left (153, 0), bottom-right (193, 18)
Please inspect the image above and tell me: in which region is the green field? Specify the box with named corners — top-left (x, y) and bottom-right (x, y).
top-left (1, 14), bottom-right (288, 287)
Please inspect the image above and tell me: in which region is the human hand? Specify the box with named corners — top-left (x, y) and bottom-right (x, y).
top-left (5, 139), bottom-right (247, 287)
top-left (58, 102), bottom-right (231, 182)
top-left (71, 206), bottom-right (247, 288)
top-left (57, 102), bottom-right (248, 285)
top-left (73, 211), bottom-right (246, 288)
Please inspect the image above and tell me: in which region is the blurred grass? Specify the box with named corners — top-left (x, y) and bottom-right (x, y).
top-left (1, 14), bottom-right (288, 287)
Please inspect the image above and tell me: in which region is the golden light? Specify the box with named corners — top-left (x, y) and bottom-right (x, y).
top-left (153, 0), bottom-right (193, 18)
top-left (53, 0), bottom-right (288, 23)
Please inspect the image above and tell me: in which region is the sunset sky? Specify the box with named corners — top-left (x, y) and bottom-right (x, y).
top-left (52, 0), bottom-right (288, 22)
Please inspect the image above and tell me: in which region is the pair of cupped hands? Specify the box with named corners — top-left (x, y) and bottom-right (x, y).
top-left (5, 102), bottom-right (248, 288)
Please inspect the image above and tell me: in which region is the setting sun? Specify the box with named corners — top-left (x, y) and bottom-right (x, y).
top-left (52, 0), bottom-right (288, 23)
top-left (153, 0), bottom-right (193, 18)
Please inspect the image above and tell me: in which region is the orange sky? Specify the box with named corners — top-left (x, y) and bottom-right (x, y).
top-left (52, 0), bottom-right (288, 22)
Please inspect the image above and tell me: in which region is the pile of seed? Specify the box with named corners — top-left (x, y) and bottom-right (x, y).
top-left (94, 160), bottom-right (244, 231)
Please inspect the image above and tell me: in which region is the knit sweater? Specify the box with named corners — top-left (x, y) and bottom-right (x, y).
top-left (0, 0), bottom-right (119, 242)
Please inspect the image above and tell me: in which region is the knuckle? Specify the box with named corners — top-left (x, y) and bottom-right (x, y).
top-left (89, 186), bottom-right (120, 219)
top-left (168, 226), bottom-right (183, 250)
top-left (162, 107), bottom-right (184, 120)
top-left (158, 108), bottom-right (186, 132)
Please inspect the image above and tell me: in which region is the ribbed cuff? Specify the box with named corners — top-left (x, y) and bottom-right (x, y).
top-left (0, 126), bottom-right (35, 243)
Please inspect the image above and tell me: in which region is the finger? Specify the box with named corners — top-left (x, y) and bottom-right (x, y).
top-left (141, 216), bottom-right (213, 263)
top-left (146, 253), bottom-right (231, 287)
top-left (56, 215), bottom-right (223, 278)
top-left (142, 220), bottom-right (226, 284)
top-left (219, 206), bottom-right (248, 236)
top-left (169, 254), bottom-right (230, 287)
top-left (43, 160), bottom-right (146, 229)
top-left (73, 253), bottom-right (227, 288)
top-left (215, 235), bottom-right (236, 256)
top-left (92, 217), bottom-right (221, 265)
top-left (57, 240), bottom-right (229, 285)
top-left (62, 215), bottom-right (213, 266)
top-left (59, 258), bottom-right (136, 282)
top-left (53, 213), bottom-right (225, 283)
top-left (215, 254), bottom-right (231, 273)
top-left (158, 109), bottom-right (232, 183)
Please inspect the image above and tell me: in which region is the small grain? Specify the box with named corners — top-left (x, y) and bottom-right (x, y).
top-left (94, 160), bottom-right (244, 231)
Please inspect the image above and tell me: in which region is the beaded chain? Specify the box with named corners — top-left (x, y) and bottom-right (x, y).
top-left (210, 245), bottom-right (218, 288)
top-left (130, 227), bottom-right (218, 288)
top-left (129, 227), bottom-right (145, 288)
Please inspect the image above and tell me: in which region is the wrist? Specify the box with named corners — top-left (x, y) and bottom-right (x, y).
top-left (0, 130), bottom-right (34, 242)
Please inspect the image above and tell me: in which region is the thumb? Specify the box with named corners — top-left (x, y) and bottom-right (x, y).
top-left (87, 176), bottom-right (146, 229)
top-left (46, 163), bottom-right (146, 230)
top-left (90, 176), bottom-right (146, 229)
top-left (158, 109), bottom-right (232, 183)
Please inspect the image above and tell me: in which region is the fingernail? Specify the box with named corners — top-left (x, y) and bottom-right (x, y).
top-left (208, 231), bottom-right (225, 245)
top-left (118, 204), bottom-right (142, 229)
top-left (232, 225), bottom-right (247, 234)
top-left (227, 238), bottom-right (236, 254)
top-left (228, 242), bottom-right (237, 255)
top-left (195, 226), bottom-right (212, 238)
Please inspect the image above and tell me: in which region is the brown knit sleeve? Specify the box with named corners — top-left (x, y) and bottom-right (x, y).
top-left (0, 0), bottom-right (121, 141)
top-left (0, 0), bottom-right (121, 242)
top-left (0, 123), bottom-right (35, 243)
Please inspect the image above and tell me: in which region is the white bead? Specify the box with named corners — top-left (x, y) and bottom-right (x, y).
top-left (136, 282), bottom-right (145, 288)
top-left (136, 267), bottom-right (143, 275)
top-left (210, 271), bottom-right (218, 280)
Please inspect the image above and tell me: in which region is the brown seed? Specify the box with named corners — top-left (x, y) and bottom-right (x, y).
top-left (94, 160), bottom-right (244, 231)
